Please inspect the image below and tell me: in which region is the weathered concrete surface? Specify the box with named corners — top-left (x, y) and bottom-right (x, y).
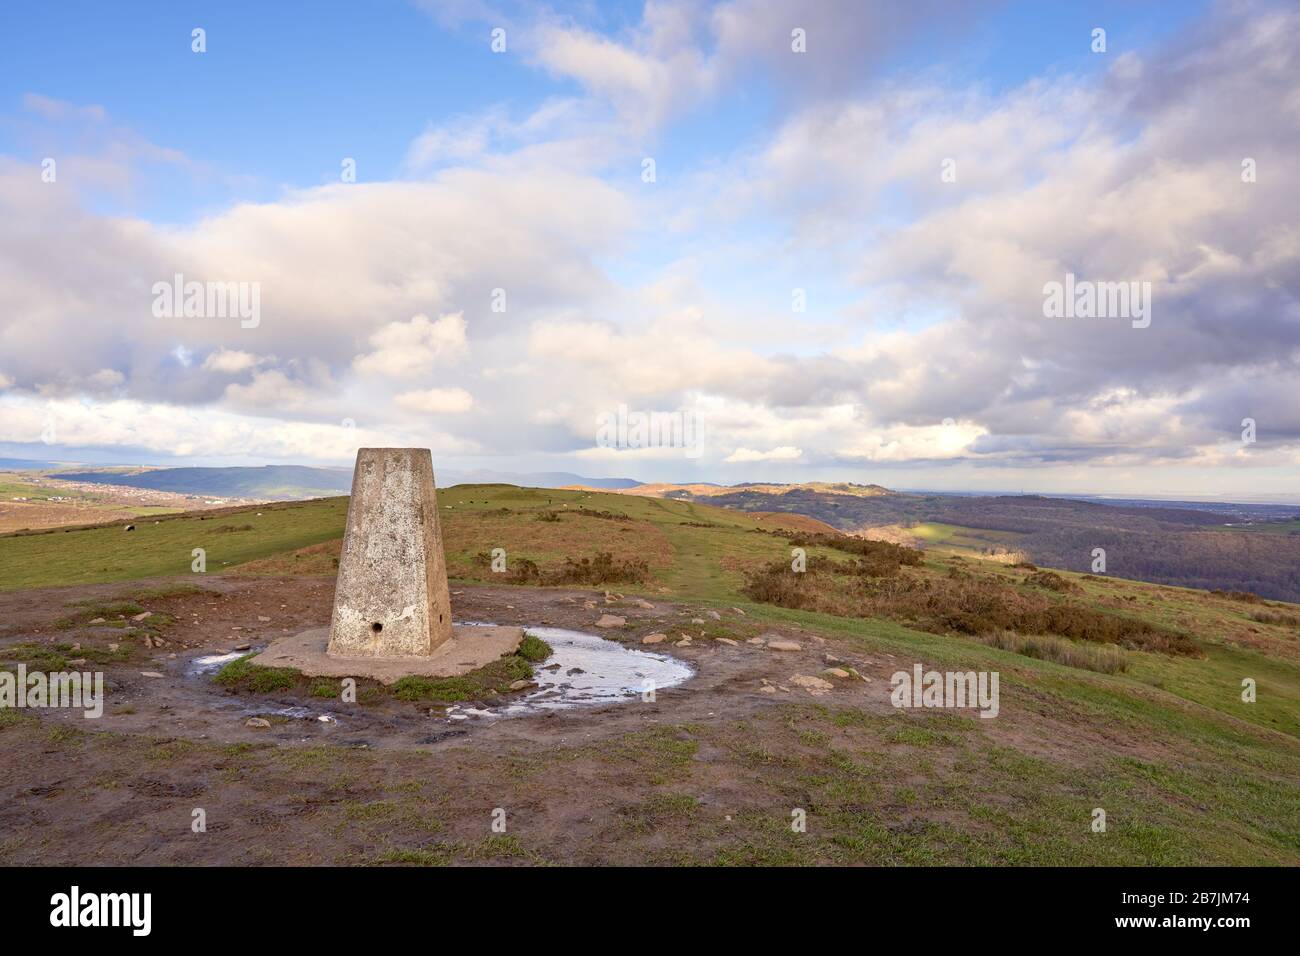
top-left (326, 448), bottom-right (453, 658)
top-left (257, 625), bottom-right (524, 684)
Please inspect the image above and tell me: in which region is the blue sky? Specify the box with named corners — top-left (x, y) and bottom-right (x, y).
top-left (0, 0), bottom-right (1296, 498)
top-left (0, 0), bottom-right (1208, 220)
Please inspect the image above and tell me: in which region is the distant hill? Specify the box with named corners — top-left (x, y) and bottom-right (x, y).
top-left (52, 465), bottom-right (643, 500)
top-left (442, 470), bottom-right (641, 489)
top-left (595, 480), bottom-right (895, 499)
top-left (668, 486), bottom-right (1300, 602)
top-left (0, 458), bottom-right (62, 470)
top-left (56, 465), bottom-right (353, 500)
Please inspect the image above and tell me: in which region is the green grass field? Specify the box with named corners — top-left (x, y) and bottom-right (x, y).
top-left (910, 521), bottom-right (1027, 554)
top-left (0, 496), bottom-right (350, 588)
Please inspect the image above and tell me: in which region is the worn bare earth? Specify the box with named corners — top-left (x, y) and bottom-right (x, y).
top-left (3, 570), bottom-right (1272, 867)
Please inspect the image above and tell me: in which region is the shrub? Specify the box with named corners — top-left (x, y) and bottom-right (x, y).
top-left (741, 558), bottom-right (1197, 656)
top-left (1024, 570), bottom-right (1076, 593)
top-left (1212, 589), bottom-right (1262, 603)
top-left (1250, 609), bottom-right (1300, 628)
top-left (784, 531), bottom-right (924, 567)
top-left (975, 630), bottom-right (1127, 674)
top-left (550, 552), bottom-right (649, 586)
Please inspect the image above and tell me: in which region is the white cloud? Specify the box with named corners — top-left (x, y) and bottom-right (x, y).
top-left (353, 313), bottom-right (468, 379)
top-left (0, 393), bottom-right (475, 462)
top-left (202, 349), bottom-right (267, 374)
top-left (394, 386), bottom-right (474, 414)
top-left (725, 445), bottom-right (803, 463)
top-left (223, 370), bottom-right (313, 412)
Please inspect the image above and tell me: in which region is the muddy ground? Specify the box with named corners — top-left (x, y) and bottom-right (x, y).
top-left (0, 574), bottom-right (1231, 865)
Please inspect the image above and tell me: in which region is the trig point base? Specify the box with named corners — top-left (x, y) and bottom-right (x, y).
top-left (253, 447), bottom-right (521, 684)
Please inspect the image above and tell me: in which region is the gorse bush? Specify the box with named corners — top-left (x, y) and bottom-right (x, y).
top-left (741, 558), bottom-right (1198, 656)
top-left (1250, 609), bottom-right (1300, 628)
top-left (1023, 570), bottom-right (1077, 593)
top-left (1213, 589), bottom-right (1262, 603)
top-left (784, 531), bottom-right (925, 567)
top-left (551, 552), bottom-right (649, 585)
top-left (472, 551), bottom-right (648, 586)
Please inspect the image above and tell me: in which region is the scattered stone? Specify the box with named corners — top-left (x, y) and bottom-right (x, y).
top-left (69, 658), bottom-right (86, 666)
top-left (767, 640), bottom-right (802, 652)
top-left (88, 618), bottom-right (106, 625)
top-left (509, 679), bottom-right (538, 691)
top-left (257, 615), bottom-right (271, 622)
top-left (691, 618), bottom-right (705, 624)
top-left (124, 524), bottom-right (135, 532)
top-left (107, 643), bottom-right (119, 652)
top-left (731, 607), bottom-right (746, 616)
top-left (746, 637), bottom-right (767, 646)
top-left (675, 638), bottom-right (692, 647)
top-left (234, 642), bottom-right (251, 651)
top-left (822, 667), bottom-right (851, 679)
top-left (131, 611), bottom-right (152, 622)
top-left (140, 671), bottom-right (164, 678)
top-left (634, 598), bottom-right (654, 609)
top-left (317, 715), bottom-right (335, 723)
top-left (759, 685), bottom-right (777, 694)
top-left (245, 717), bottom-right (271, 729)
top-left (790, 674), bottom-right (834, 695)
top-left (641, 633), bottom-right (668, 644)
top-left (824, 653), bottom-right (843, 664)
top-left (715, 637), bottom-right (739, 646)
top-left (595, 614), bottom-right (626, 628)
top-left (706, 610), bottom-right (722, 620)
top-left (71, 642), bottom-right (81, 651)
top-left (848, 667), bottom-right (870, 682)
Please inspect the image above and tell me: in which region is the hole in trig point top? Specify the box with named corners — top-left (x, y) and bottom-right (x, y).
top-left (371, 621), bottom-right (383, 633)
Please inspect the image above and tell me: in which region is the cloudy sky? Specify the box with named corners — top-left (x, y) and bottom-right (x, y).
top-left (0, 0), bottom-right (1297, 497)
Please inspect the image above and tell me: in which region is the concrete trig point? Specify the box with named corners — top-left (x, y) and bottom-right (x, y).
top-left (327, 447), bottom-right (453, 657)
top-left (254, 447), bottom-right (522, 683)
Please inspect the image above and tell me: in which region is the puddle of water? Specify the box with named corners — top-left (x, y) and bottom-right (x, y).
top-left (189, 624), bottom-right (690, 725)
top-left (477, 625), bottom-right (693, 719)
top-left (186, 650), bottom-right (250, 675)
top-left (271, 705), bottom-right (323, 720)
